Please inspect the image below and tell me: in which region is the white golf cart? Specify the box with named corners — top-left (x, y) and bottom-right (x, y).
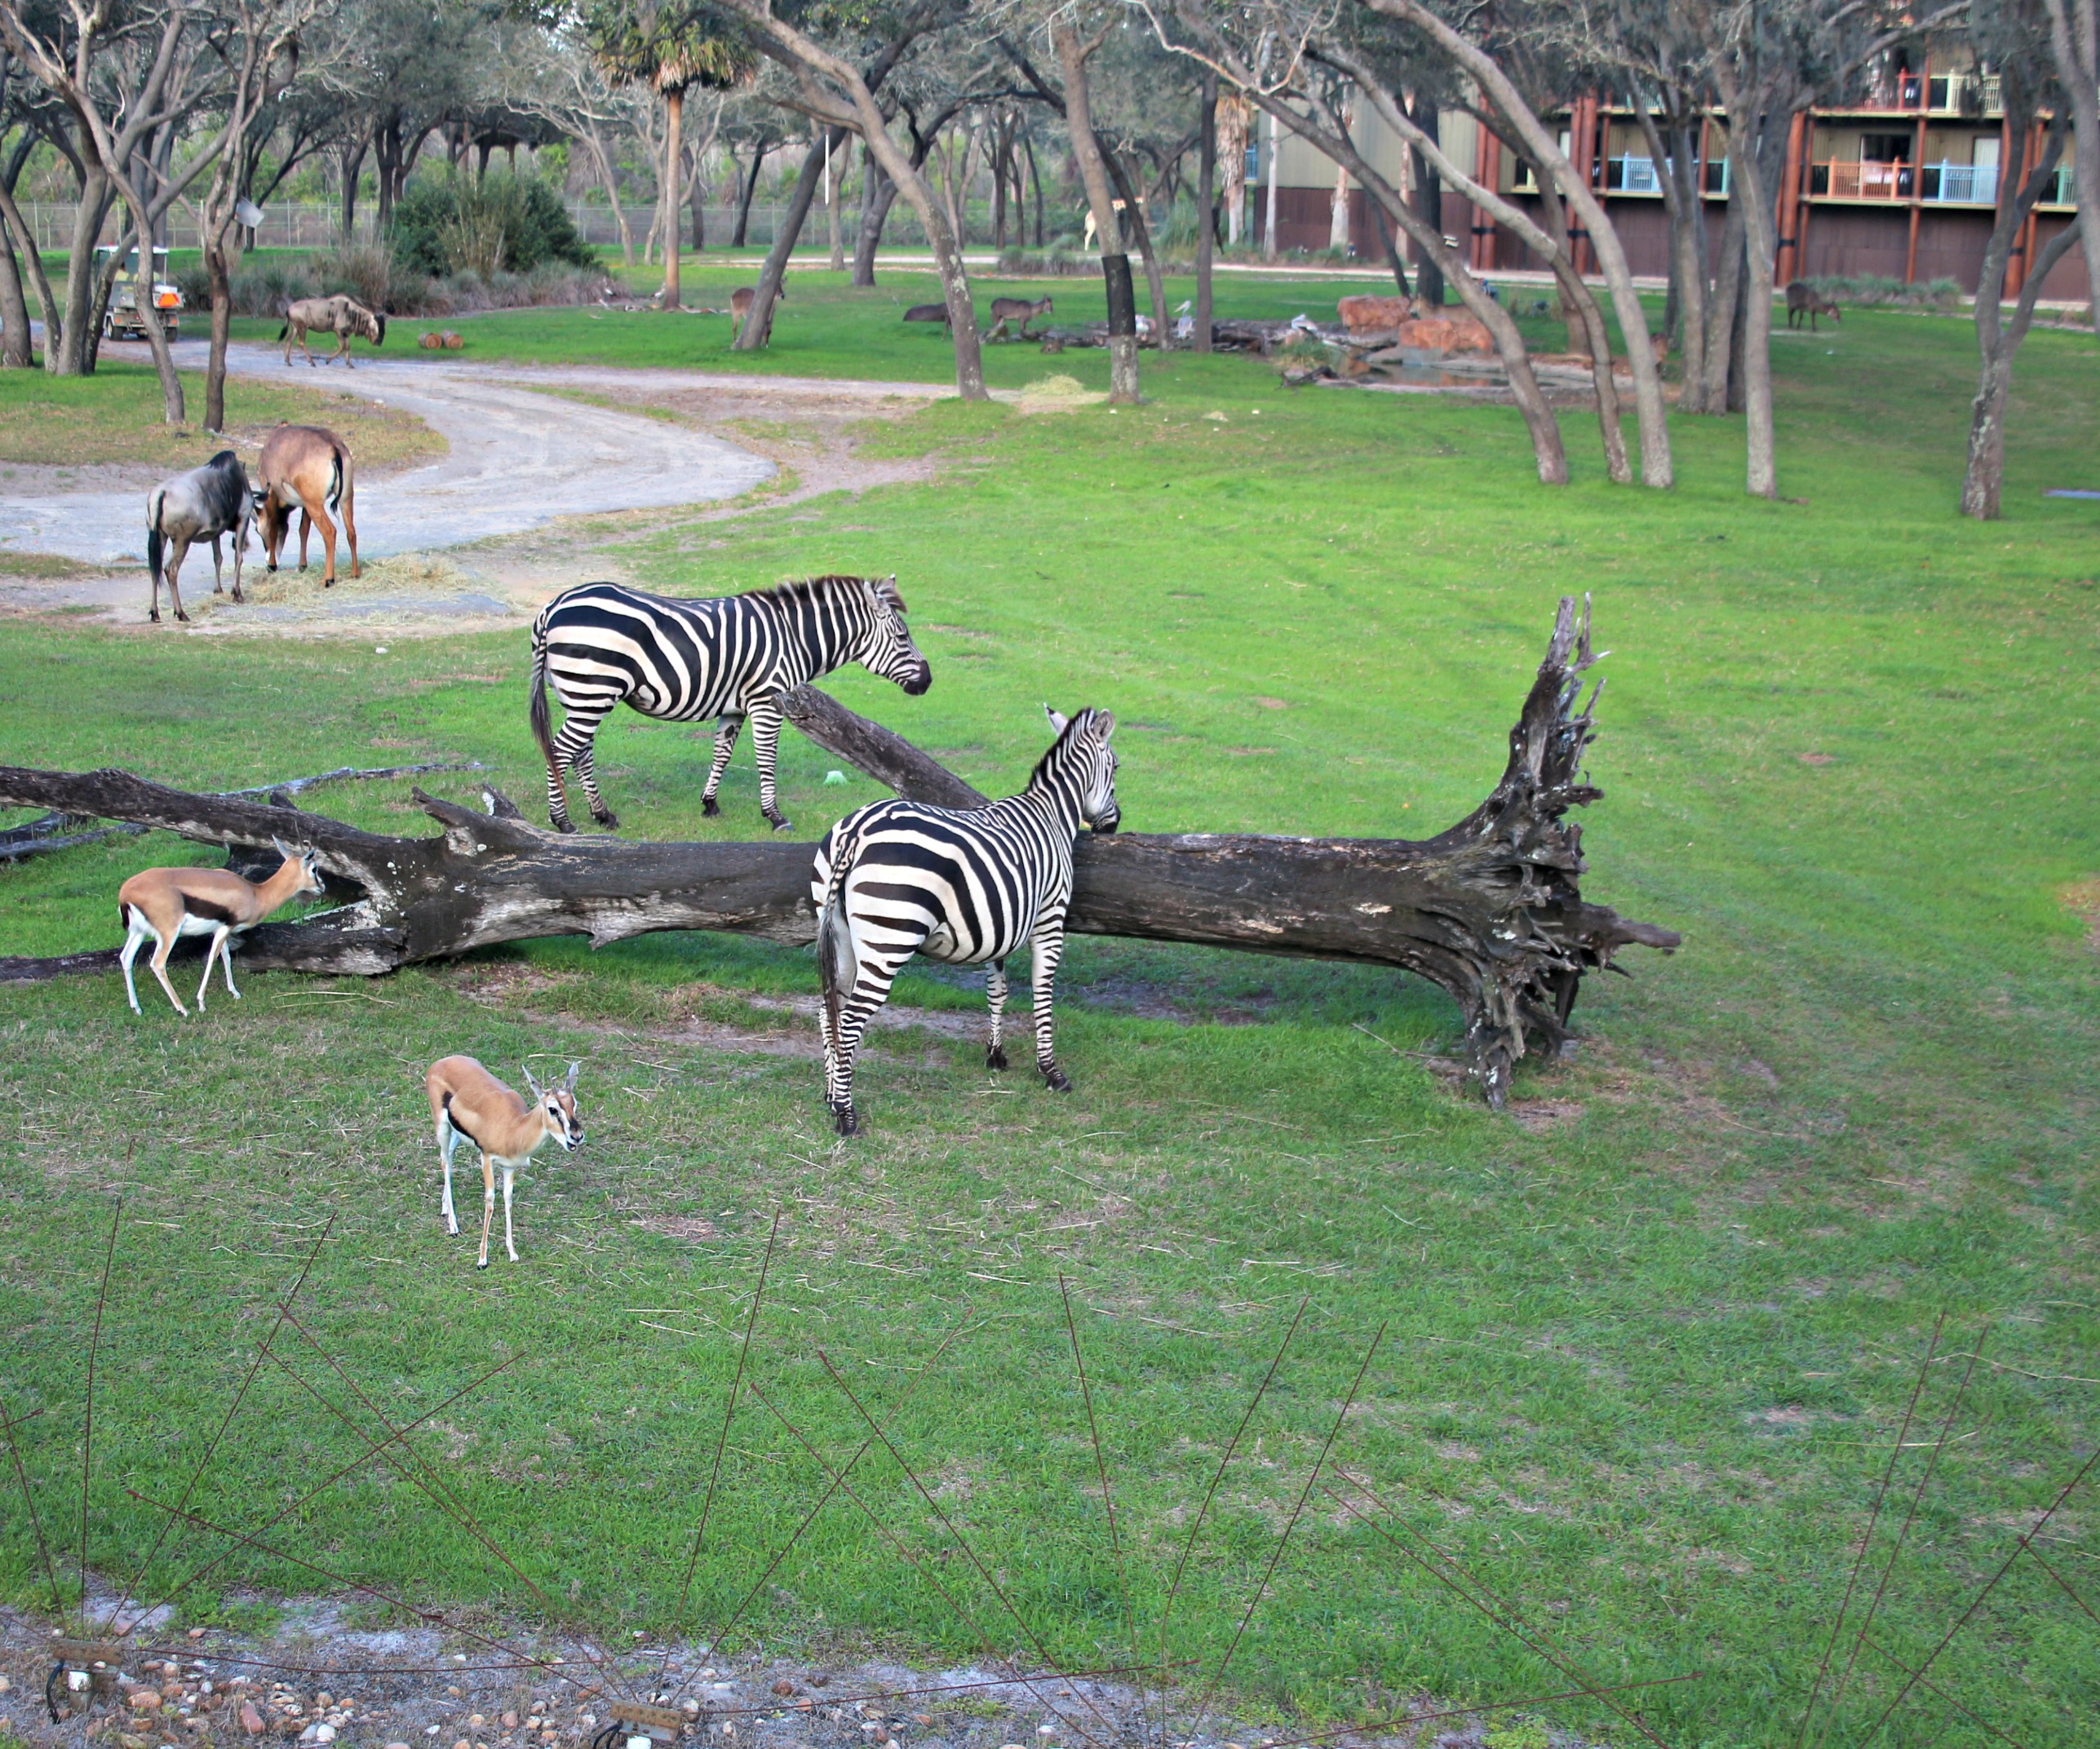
top-left (98, 244), bottom-right (183, 340)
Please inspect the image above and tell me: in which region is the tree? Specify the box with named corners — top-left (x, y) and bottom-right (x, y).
top-left (2039, 0), bottom-right (2098, 326)
top-left (585, 0), bottom-right (755, 308)
top-left (1053, 13), bottom-right (1141, 399)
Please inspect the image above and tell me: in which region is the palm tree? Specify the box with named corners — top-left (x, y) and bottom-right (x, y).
top-left (584, 1), bottom-right (753, 307)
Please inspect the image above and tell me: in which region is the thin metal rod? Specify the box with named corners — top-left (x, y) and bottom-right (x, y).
top-left (674, 1209), bottom-right (783, 1634)
top-left (648, 1661), bottom-right (1192, 1724)
top-left (1860, 1638), bottom-right (2026, 1749)
top-left (1322, 1477), bottom-right (1674, 1749)
top-left (816, 1348), bottom-right (1121, 1749)
top-left (78, 1197), bottom-right (123, 1632)
top-left (1058, 1274), bottom-right (1138, 1738)
top-left (1190, 1325), bottom-right (1384, 1730)
top-left (2020, 1543), bottom-right (2099, 1626)
top-left (1154, 1295), bottom-right (1307, 1703)
top-left (1258, 1672), bottom-right (1704, 1749)
top-left (671, 1306), bottom-right (981, 1698)
top-left (132, 1653), bottom-right (556, 1678)
top-left (273, 1309), bottom-right (629, 1703)
top-left (1796, 1313), bottom-right (1944, 1749)
top-left (1855, 1438), bottom-right (2100, 1749)
top-left (142, 1357), bottom-right (516, 1617)
top-left (124, 1490), bottom-right (597, 1698)
top-left (742, 1378), bottom-right (1110, 1749)
top-left (111, 1218), bottom-right (334, 1635)
top-left (0, 1391), bottom-right (64, 1615)
top-left (1819, 1332), bottom-right (1984, 1747)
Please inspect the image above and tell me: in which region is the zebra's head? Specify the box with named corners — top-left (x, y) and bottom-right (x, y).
top-left (1042, 705), bottom-right (1120, 835)
top-left (858, 574), bottom-right (932, 696)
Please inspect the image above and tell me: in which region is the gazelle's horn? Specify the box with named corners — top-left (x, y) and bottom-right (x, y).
top-left (522, 1064), bottom-right (544, 1097)
top-left (565, 1060), bottom-right (580, 1093)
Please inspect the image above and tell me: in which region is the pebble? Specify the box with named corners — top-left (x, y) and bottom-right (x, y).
top-left (0, 1676), bottom-right (11, 1694)
top-left (317, 1694), bottom-right (334, 1710)
top-left (387, 1742), bottom-right (411, 1748)
top-left (503, 1713), bottom-right (520, 1729)
top-left (447, 1688), bottom-right (465, 1698)
top-left (771, 1681), bottom-right (795, 1698)
top-left (454, 1738), bottom-right (472, 1749)
top-left (913, 1717), bottom-right (934, 1728)
top-left (131, 1691), bottom-right (164, 1711)
top-left (188, 1629), bottom-right (207, 1641)
top-left (1038, 1729), bottom-right (1057, 1739)
top-left (314, 1729), bottom-right (336, 1744)
top-left (241, 1703), bottom-right (266, 1735)
top-left (470, 1716), bottom-right (487, 1729)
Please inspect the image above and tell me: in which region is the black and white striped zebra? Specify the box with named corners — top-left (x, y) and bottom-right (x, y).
top-left (811, 706), bottom-right (1120, 1136)
top-left (528, 574), bottom-right (932, 833)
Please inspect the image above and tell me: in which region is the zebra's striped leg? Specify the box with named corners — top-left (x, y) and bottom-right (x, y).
top-left (701, 715), bottom-right (742, 817)
top-left (826, 945), bottom-right (915, 1135)
top-left (750, 704), bottom-right (791, 832)
top-left (543, 755), bottom-right (575, 834)
top-left (1030, 924), bottom-right (1073, 1092)
top-left (985, 962), bottom-right (1010, 1070)
top-left (552, 713), bottom-right (619, 828)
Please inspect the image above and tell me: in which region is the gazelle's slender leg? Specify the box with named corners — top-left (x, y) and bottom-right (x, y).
top-left (476, 1151), bottom-right (496, 1269)
top-left (986, 961), bottom-right (1010, 1070)
top-left (148, 928), bottom-right (189, 1017)
top-left (195, 925), bottom-right (232, 1011)
top-left (503, 1166), bottom-right (517, 1262)
top-left (119, 918), bottom-right (148, 1014)
top-left (439, 1121), bottom-right (460, 1234)
top-left (218, 932), bottom-right (241, 999)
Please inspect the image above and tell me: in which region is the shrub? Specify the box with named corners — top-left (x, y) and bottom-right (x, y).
top-left (389, 170), bottom-right (596, 280)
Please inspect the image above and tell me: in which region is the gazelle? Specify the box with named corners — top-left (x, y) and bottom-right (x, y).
top-left (424, 1056), bottom-right (583, 1269)
top-left (117, 837), bottom-right (325, 1016)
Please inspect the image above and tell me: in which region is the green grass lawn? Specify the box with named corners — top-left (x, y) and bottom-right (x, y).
top-left (2, 291), bottom-right (2097, 1749)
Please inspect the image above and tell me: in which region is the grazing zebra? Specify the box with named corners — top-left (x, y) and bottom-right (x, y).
top-left (811, 706), bottom-right (1120, 1136)
top-left (529, 574), bottom-right (932, 834)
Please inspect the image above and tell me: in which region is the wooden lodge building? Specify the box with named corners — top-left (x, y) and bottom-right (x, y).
top-left (1256, 53), bottom-right (2087, 304)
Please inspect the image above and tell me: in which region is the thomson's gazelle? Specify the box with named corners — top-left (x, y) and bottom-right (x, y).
top-left (425, 1056), bottom-right (583, 1268)
top-left (117, 837), bottom-right (325, 1016)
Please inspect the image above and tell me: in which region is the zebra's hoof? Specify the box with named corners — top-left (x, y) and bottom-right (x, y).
top-left (592, 810), bottom-right (619, 829)
top-left (702, 797), bottom-right (721, 817)
top-left (986, 1044), bottom-right (1009, 1071)
top-left (552, 817), bottom-right (578, 835)
top-left (768, 816), bottom-right (793, 834)
top-left (1043, 1068), bottom-right (1074, 1093)
top-left (832, 1105), bottom-right (860, 1137)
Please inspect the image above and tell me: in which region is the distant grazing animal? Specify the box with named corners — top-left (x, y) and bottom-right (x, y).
top-left (277, 294), bottom-right (386, 366)
top-left (730, 283), bottom-right (784, 344)
top-left (902, 303), bottom-right (951, 326)
top-left (117, 836), bottom-right (325, 1016)
top-left (254, 423), bottom-right (359, 587)
top-left (145, 449), bottom-right (253, 623)
top-left (1786, 281), bottom-right (1841, 330)
top-left (811, 705), bottom-right (1120, 1136)
top-left (986, 294), bottom-right (1052, 340)
top-left (426, 1056), bottom-right (583, 1269)
top-left (529, 574), bottom-right (932, 835)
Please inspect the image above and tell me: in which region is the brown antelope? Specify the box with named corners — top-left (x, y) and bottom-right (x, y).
top-left (729, 283), bottom-right (783, 344)
top-left (425, 1056), bottom-right (583, 1268)
top-left (1786, 281), bottom-right (1841, 330)
top-left (986, 294), bottom-right (1052, 341)
top-left (117, 838), bottom-right (325, 1016)
top-left (278, 294), bottom-right (386, 366)
top-left (255, 423), bottom-right (360, 587)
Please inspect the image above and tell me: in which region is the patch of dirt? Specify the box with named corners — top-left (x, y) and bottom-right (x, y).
top-left (2059, 877), bottom-right (2100, 950)
top-left (1507, 1099), bottom-right (1584, 1132)
top-left (630, 1211), bottom-right (720, 1241)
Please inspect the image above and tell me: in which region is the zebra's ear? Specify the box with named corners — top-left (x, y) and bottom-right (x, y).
top-left (872, 573), bottom-right (906, 613)
top-left (1043, 704), bottom-right (1069, 733)
top-left (1093, 710), bottom-right (1116, 737)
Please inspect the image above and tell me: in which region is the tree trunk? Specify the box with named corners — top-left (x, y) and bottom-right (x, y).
top-left (1194, 71), bottom-right (1215, 352)
top-left (1372, 202), bottom-right (1409, 294)
top-left (0, 170), bottom-right (60, 370)
top-left (1407, 95), bottom-right (1444, 307)
top-left (2040, 0), bottom-right (2100, 326)
top-left (732, 141), bottom-right (767, 246)
top-left (1262, 108), bottom-right (1279, 259)
top-left (0, 602), bottom-right (1672, 1108)
top-left (204, 230), bottom-right (233, 434)
top-left (1102, 140), bottom-right (1168, 348)
top-left (1056, 24), bottom-right (1140, 402)
top-left (826, 133), bottom-right (845, 269)
top-left (51, 165), bottom-right (109, 376)
top-left (660, 85), bottom-right (684, 308)
top-left (736, 133), bottom-right (830, 349)
top-left (853, 168), bottom-right (895, 286)
top-left (1637, 103), bottom-right (1704, 402)
top-left (1695, 195), bottom-right (1747, 416)
top-left (1026, 132), bottom-right (1044, 245)
top-left (1732, 133), bottom-right (1779, 498)
top-left (339, 135), bottom-right (366, 241)
top-left (0, 207), bottom-right (31, 368)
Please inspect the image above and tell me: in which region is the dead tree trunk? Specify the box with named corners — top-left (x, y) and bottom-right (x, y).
top-left (0, 602), bottom-right (1672, 1105)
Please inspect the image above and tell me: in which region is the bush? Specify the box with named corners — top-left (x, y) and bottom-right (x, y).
top-left (389, 170), bottom-right (596, 281)
top-left (1809, 272), bottom-right (1964, 309)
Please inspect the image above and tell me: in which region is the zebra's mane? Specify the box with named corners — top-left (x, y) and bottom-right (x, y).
top-left (1027, 709), bottom-right (1105, 790)
top-left (742, 573), bottom-right (904, 613)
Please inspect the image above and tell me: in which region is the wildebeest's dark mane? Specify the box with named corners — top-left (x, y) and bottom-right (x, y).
top-left (742, 574), bottom-right (903, 613)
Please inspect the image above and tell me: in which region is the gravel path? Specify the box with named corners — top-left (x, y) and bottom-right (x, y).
top-left (0, 343), bottom-right (795, 568)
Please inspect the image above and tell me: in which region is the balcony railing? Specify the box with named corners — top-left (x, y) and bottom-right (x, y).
top-left (1809, 159), bottom-right (2003, 203)
top-left (1602, 154), bottom-right (1664, 193)
top-left (1703, 157), bottom-right (1731, 196)
top-left (2047, 162), bottom-right (2076, 205)
top-left (1926, 162), bottom-right (1998, 202)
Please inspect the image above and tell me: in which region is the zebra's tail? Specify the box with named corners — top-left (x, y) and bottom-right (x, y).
top-left (145, 491), bottom-right (165, 593)
top-left (817, 844), bottom-right (856, 1047)
top-left (528, 615), bottom-right (559, 774)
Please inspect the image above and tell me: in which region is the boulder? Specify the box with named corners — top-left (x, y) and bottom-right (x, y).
top-left (1336, 294), bottom-right (1416, 333)
top-left (1391, 314), bottom-right (1495, 354)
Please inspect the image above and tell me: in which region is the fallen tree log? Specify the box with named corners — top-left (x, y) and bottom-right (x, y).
top-left (0, 600), bottom-right (1672, 1102)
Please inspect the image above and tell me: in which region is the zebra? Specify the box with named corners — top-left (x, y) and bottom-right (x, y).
top-left (811, 705), bottom-right (1120, 1136)
top-left (527, 574), bottom-right (933, 834)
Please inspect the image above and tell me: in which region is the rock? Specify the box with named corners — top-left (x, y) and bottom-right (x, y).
top-left (1390, 314), bottom-right (1494, 355)
top-left (1337, 294), bottom-right (1418, 334)
top-left (131, 1691), bottom-right (165, 1711)
top-left (314, 1729), bottom-right (335, 1744)
top-left (188, 1629), bottom-right (207, 1641)
top-left (121, 1734), bottom-right (151, 1749)
top-left (771, 1681), bottom-right (794, 1698)
top-left (387, 1742), bottom-right (411, 1748)
top-left (0, 1675), bottom-right (11, 1693)
top-left (241, 1703), bottom-right (266, 1735)
top-left (913, 1717), bottom-right (933, 1729)
top-left (316, 1696), bottom-right (332, 1711)
top-left (503, 1714), bottom-right (519, 1730)
top-left (446, 1689), bottom-right (464, 1700)
top-left (470, 1717), bottom-right (486, 1729)
top-left (454, 1738), bottom-right (472, 1749)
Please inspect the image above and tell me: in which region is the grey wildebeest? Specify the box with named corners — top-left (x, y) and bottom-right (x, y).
top-left (1786, 281), bottom-right (1841, 330)
top-left (255, 424), bottom-right (360, 587)
top-left (729, 283), bottom-right (783, 345)
top-left (145, 449), bottom-right (254, 623)
top-left (278, 294), bottom-right (387, 366)
top-left (986, 294), bottom-right (1052, 340)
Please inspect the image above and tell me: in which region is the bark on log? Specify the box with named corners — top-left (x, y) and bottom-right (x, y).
top-left (0, 600), bottom-right (1673, 1104)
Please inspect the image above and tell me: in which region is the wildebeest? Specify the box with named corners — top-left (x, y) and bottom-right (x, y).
top-left (144, 450), bottom-right (254, 623)
top-left (1786, 281), bottom-right (1841, 330)
top-left (254, 424), bottom-right (360, 587)
top-left (902, 303), bottom-right (951, 327)
top-left (278, 294), bottom-right (387, 366)
top-left (986, 294), bottom-right (1052, 341)
top-left (729, 283), bottom-right (783, 345)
